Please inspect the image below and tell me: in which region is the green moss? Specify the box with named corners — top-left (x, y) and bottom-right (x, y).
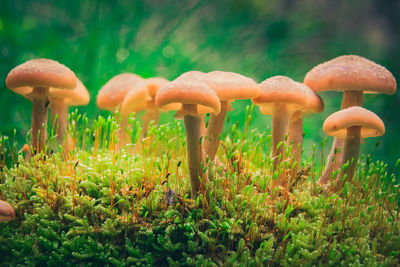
top-left (0, 111), bottom-right (399, 266)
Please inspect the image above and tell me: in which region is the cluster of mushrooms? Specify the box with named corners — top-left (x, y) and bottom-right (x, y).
top-left (1, 55), bottom-right (397, 222)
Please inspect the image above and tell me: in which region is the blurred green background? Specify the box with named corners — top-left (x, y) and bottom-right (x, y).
top-left (1, 0), bottom-right (399, 167)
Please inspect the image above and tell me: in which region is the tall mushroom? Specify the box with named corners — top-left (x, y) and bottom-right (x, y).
top-left (287, 87), bottom-right (324, 175)
top-left (96, 73), bottom-right (144, 148)
top-left (322, 106), bottom-right (385, 191)
top-left (202, 71), bottom-right (260, 161)
top-left (155, 77), bottom-right (220, 198)
top-left (49, 79), bottom-right (90, 145)
top-left (6, 59), bottom-right (77, 153)
top-left (304, 55), bottom-right (396, 187)
top-left (120, 77), bottom-right (171, 141)
top-left (0, 201), bottom-right (15, 223)
top-left (252, 76), bottom-right (318, 185)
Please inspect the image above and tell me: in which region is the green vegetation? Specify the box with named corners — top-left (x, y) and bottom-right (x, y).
top-left (0, 0), bottom-right (399, 166)
top-left (1, 0), bottom-right (399, 265)
top-left (0, 110), bottom-right (399, 266)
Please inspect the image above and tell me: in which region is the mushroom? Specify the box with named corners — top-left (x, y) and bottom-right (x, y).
top-left (6, 59), bottom-right (77, 154)
top-left (96, 73), bottom-right (144, 148)
top-left (49, 79), bottom-right (90, 145)
top-left (120, 77), bottom-right (171, 141)
top-left (0, 201), bottom-right (15, 223)
top-left (155, 77), bottom-right (220, 198)
top-left (201, 71), bottom-right (260, 161)
top-left (304, 55), bottom-right (397, 187)
top-left (252, 76), bottom-right (319, 185)
top-left (322, 106), bottom-right (385, 191)
top-left (287, 87), bottom-right (324, 175)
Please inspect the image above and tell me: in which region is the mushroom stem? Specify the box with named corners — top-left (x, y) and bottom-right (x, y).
top-left (318, 137), bottom-right (344, 186)
top-left (200, 116), bottom-right (206, 138)
top-left (204, 100), bottom-right (229, 160)
top-left (31, 87), bottom-right (49, 154)
top-left (50, 98), bottom-right (68, 145)
top-left (319, 91), bottom-right (363, 187)
top-left (341, 91), bottom-right (364, 108)
top-left (288, 111), bottom-right (303, 174)
top-left (272, 104), bottom-right (291, 173)
top-left (141, 108), bottom-right (160, 140)
top-left (182, 104), bottom-right (208, 198)
top-left (333, 126), bottom-right (361, 191)
top-left (117, 114), bottom-right (130, 149)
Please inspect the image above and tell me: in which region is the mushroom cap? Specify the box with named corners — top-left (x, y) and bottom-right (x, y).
top-left (120, 77), bottom-right (170, 115)
top-left (6, 58), bottom-right (77, 96)
top-left (96, 73), bottom-right (144, 112)
top-left (175, 70), bottom-right (207, 82)
top-left (304, 55), bottom-right (397, 94)
top-left (0, 201), bottom-right (15, 223)
top-left (202, 71), bottom-right (260, 101)
top-left (50, 79), bottom-right (90, 106)
top-left (323, 106), bottom-right (385, 139)
top-left (253, 75), bottom-right (323, 114)
top-left (155, 79), bottom-right (221, 116)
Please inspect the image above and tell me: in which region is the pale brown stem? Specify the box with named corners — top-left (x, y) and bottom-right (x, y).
top-left (182, 104), bottom-right (208, 198)
top-left (50, 98), bottom-right (68, 145)
top-left (288, 111), bottom-right (303, 175)
top-left (333, 126), bottom-right (361, 191)
top-left (140, 108), bottom-right (160, 140)
top-left (341, 91), bottom-right (363, 109)
top-left (318, 138), bottom-right (344, 186)
top-left (200, 116), bottom-right (206, 138)
top-left (204, 100), bottom-right (229, 160)
top-left (31, 87), bottom-right (49, 154)
top-left (117, 114), bottom-right (130, 149)
top-left (319, 90), bottom-right (363, 187)
top-left (272, 104), bottom-right (291, 173)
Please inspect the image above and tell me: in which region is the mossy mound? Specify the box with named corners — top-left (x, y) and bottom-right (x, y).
top-left (0, 113), bottom-right (399, 266)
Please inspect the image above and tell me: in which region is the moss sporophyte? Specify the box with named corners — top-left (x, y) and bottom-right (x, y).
top-left (0, 56), bottom-right (398, 266)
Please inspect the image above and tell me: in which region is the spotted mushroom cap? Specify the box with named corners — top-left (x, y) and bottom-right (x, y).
top-left (6, 58), bottom-right (77, 97)
top-left (323, 106), bottom-right (385, 139)
top-left (253, 75), bottom-right (322, 115)
top-left (0, 201), bottom-right (15, 223)
top-left (304, 55), bottom-right (397, 94)
top-left (120, 77), bottom-right (170, 115)
top-left (96, 73), bottom-right (144, 112)
top-left (155, 79), bottom-right (221, 116)
top-left (202, 71), bottom-right (260, 101)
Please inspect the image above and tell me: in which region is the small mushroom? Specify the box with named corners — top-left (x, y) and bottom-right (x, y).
top-left (97, 73), bottom-right (144, 148)
top-left (323, 106), bottom-right (385, 191)
top-left (304, 55), bottom-right (396, 186)
top-left (6, 59), bottom-right (77, 154)
top-left (155, 76), bottom-right (220, 198)
top-left (201, 71), bottom-right (260, 161)
top-left (120, 77), bottom-right (171, 142)
top-left (0, 201), bottom-right (15, 223)
top-left (252, 76), bottom-right (317, 185)
top-left (49, 79), bottom-right (90, 145)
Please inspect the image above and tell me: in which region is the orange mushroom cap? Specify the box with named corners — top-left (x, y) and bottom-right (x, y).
top-left (202, 71), bottom-right (260, 101)
top-left (253, 75), bottom-right (323, 114)
top-left (0, 201), bottom-right (15, 223)
top-left (304, 55), bottom-right (397, 95)
top-left (50, 79), bottom-right (90, 106)
top-left (6, 58), bottom-right (77, 97)
top-left (323, 106), bottom-right (385, 139)
top-left (155, 79), bottom-right (221, 116)
top-left (120, 77), bottom-right (170, 115)
top-left (96, 73), bottom-right (144, 112)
